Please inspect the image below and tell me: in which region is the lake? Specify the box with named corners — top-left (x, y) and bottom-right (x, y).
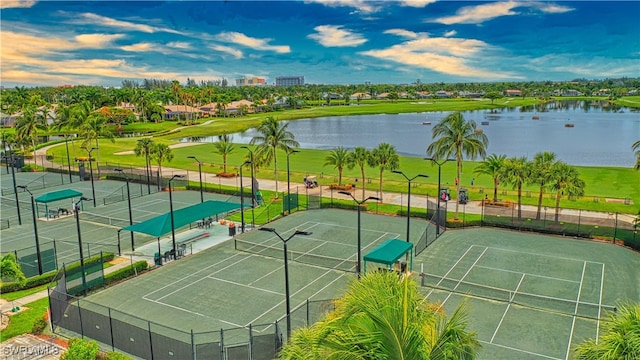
top-left (182, 101), bottom-right (640, 168)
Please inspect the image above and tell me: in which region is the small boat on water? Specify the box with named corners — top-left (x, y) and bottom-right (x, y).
top-left (564, 123), bottom-right (575, 128)
top-left (532, 116), bottom-right (540, 120)
top-left (422, 121), bottom-right (432, 125)
top-left (481, 121), bottom-right (490, 125)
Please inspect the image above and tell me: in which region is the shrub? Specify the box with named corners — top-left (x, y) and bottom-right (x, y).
top-left (61, 338), bottom-right (99, 360)
top-left (103, 352), bottom-right (133, 360)
top-left (31, 317), bottom-right (47, 335)
top-left (104, 261), bottom-right (148, 285)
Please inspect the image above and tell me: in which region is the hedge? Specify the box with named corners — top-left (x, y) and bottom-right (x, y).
top-left (104, 261), bottom-right (148, 285)
top-left (0, 253), bottom-right (114, 293)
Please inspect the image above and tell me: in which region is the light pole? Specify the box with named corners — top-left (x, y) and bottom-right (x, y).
top-left (10, 150), bottom-right (21, 225)
top-left (64, 135), bottom-right (73, 183)
top-left (73, 196), bottom-right (92, 296)
top-left (339, 191), bottom-right (380, 279)
top-left (82, 147), bottom-right (97, 207)
top-left (258, 227), bottom-right (312, 340)
top-left (114, 168), bottom-right (135, 251)
top-left (241, 146), bottom-right (256, 227)
top-left (425, 158), bottom-right (455, 237)
top-left (286, 149), bottom-right (299, 214)
top-left (187, 156), bottom-right (204, 203)
top-left (239, 160), bottom-right (252, 233)
top-left (17, 185), bottom-right (42, 275)
top-left (168, 174), bottom-right (184, 259)
top-left (392, 170), bottom-right (428, 243)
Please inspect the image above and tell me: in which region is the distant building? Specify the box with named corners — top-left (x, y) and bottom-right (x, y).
top-left (235, 77), bottom-right (266, 86)
top-left (505, 89), bottom-right (522, 97)
top-left (275, 76), bottom-right (304, 86)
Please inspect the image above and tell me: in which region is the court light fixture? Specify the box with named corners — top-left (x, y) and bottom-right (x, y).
top-left (338, 191), bottom-right (380, 279)
top-left (17, 185), bottom-right (42, 275)
top-left (114, 168), bottom-right (134, 252)
top-left (392, 170), bottom-right (429, 243)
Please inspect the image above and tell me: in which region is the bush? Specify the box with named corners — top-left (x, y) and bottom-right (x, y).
top-left (104, 261), bottom-right (148, 285)
top-left (31, 317), bottom-right (47, 335)
top-left (103, 352), bottom-right (133, 360)
top-left (61, 338), bottom-right (99, 360)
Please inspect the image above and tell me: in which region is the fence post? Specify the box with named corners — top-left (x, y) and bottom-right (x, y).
top-left (148, 321), bottom-right (154, 360)
top-left (613, 213), bottom-right (618, 243)
top-left (191, 329), bottom-right (196, 360)
top-left (577, 209), bottom-right (582, 237)
top-left (219, 328), bottom-right (225, 360)
top-left (249, 323), bottom-right (253, 359)
top-left (108, 307), bottom-right (115, 351)
top-left (77, 297), bottom-right (85, 338)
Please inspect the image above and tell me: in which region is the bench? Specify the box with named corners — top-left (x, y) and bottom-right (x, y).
top-left (48, 209), bottom-right (60, 219)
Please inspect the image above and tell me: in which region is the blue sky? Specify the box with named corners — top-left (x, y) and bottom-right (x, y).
top-left (1, 0), bottom-right (639, 87)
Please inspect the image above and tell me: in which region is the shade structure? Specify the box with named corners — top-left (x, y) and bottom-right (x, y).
top-left (35, 189), bottom-right (83, 203)
top-left (363, 239), bottom-right (413, 273)
top-left (121, 200), bottom-right (249, 237)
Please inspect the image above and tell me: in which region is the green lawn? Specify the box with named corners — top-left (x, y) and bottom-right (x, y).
top-left (0, 297), bottom-right (49, 342)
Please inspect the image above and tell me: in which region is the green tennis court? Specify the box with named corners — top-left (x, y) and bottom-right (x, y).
top-left (416, 228), bottom-right (639, 360)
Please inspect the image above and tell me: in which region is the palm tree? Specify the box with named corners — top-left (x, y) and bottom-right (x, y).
top-left (250, 117), bottom-right (299, 196)
top-left (549, 162), bottom-right (586, 222)
top-left (632, 140), bottom-right (640, 170)
top-left (278, 271), bottom-right (480, 359)
top-left (151, 143), bottom-right (173, 190)
top-left (369, 142), bottom-right (399, 202)
top-left (323, 146), bottom-right (350, 186)
top-left (427, 112), bottom-right (488, 220)
top-left (573, 302), bottom-right (640, 360)
top-left (78, 113), bottom-right (115, 177)
top-left (473, 154), bottom-right (506, 203)
top-left (502, 156), bottom-right (530, 220)
top-left (212, 134), bottom-right (235, 174)
top-left (135, 138), bottom-right (155, 192)
top-left (530, 152), bottom-right (558, 219)
top-left (348, 146), bottom-right (370, 200)
top-left (15, 105), bottom-right (46, 158)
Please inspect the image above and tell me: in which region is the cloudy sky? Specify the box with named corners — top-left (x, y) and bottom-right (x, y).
top-left (1, 0), bottom-right (638, 87)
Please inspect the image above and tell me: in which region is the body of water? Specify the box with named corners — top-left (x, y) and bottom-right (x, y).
top-left (182, 102), bottom-right (640, 167)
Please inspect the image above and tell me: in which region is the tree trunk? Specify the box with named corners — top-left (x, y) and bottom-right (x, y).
top-left (360, 167), bottom-right (366, 200)
top-left (517, 185), bottom-right (522, 220)
top-left (554, 191), bottom-right (562, 222)
top-left (378, 168), bottom-right (384, 201)
top-left (536, 183), bottom-right (544, 220)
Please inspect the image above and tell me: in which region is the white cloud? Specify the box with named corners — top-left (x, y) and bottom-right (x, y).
top-left (215, 32), bottom-right (290, 53)
top-left (166, 42), bottom-right (192, 50)
top-left (72, 13), bottom-right (184, 34)
top-left (384, 29), bottom-right (418, 39)
top-left (443, 30), bottom-right (457, 37)
top-left (399, 0), bottom-right (437, 8)
top-left (360, 32), bottom-right (514, 79)
top-left (306, 0), bottom-right (382, 14)
top-left (431, 1), bottom-right (574, 25)
top-left (75, 34), bottom-right (125, 47)
top-left (210, 44), bottom-right (244, 59)
top-left (0, 0), bottom-right (36, 9)
top-left (308, 25), bottom-right (367, 47)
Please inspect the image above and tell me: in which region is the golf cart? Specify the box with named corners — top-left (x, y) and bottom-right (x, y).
top-left (458, 188), bottom-right (469, 204)
top-left (304, 176), bottom-right (319, 189)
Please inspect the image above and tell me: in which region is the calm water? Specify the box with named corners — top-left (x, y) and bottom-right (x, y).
top-left (183, 102), bottom-right (640, 167)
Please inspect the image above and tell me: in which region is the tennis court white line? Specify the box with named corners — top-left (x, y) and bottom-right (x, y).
top-left (475, 265), bottom-right (580, 284)
top-left (300, 220), bottom-right (399, 235)
top-left (472, 245), bottom-right (605, 266)
top-left (565, 261), bottom-right (586, 360)
top-left (479, 340), bottom-right (562, 360)
top-left (421, 245), bottom-right (477, 303)
top-left (491, 273), bottom-right (525, 343)
top-left (439, 247), bottom-right (488, 308)
top-left (596, 263), bottom-right (605, 344)
top-left (206, 275), bottom-right (284, 296)
top-left (248, 265), bottom-right (281, 286)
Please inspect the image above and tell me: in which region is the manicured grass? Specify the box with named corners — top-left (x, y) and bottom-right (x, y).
top-left (0, 297), bottom-right (49, 342)
top-left (1, 284), bottom-right (50, 302)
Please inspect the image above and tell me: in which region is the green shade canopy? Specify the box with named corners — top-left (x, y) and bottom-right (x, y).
top-left (363, 239), bottom-right (413, 266)
top-left (35, 189), bottom-right (83, 203)
top-left (121, 200), bottom-right (249, 237)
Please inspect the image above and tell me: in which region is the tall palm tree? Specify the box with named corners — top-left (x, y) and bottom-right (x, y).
top-left (323, 146), bottom-right (350, 186)
top-left (427, 112), bottom-right (488, 219)
top-left (530, 151), bottom-right (558, 219)
top-left (278, 271), bottom-right (480, 360)
top-left (369, 142), bottom-right (399, 202)
top-left (473, 153), bottom-right (506, 203)
top-left (212, 134), bottom-right (235, 173)
top-left (151, 143), bottom-right (173, 189)
top-left (549, 162), bottom-right (586, 222)
top-left (348, 146), bottom-right (370, 200)
top-left (502, 156), bottom-right (530, 220)
top-left (573, 302), bottom-right (640, 360)
top-left (632, 140), bottom-right (640, 170)
top-left (78, 113), bottom-right (115, 177)
top-left (250, 117), bottom-right (299, 195)
top-left (135, 138), bottom-right (155, 192)
top-left (15, 105), bottom-right (46, 158)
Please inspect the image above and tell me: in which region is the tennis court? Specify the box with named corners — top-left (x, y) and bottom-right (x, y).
top-left (416, 228), bottom-right (639, 360)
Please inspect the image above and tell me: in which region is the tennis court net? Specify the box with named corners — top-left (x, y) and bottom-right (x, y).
top-left (234, 238), bottom-right (356, 273)
top-left (420, 273), bottom-right (616, 320)
top-left (81, 212), bottom-right (137, 228)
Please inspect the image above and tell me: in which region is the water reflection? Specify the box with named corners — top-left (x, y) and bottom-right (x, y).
top-left (181, 101), bottom-right (639, 167)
